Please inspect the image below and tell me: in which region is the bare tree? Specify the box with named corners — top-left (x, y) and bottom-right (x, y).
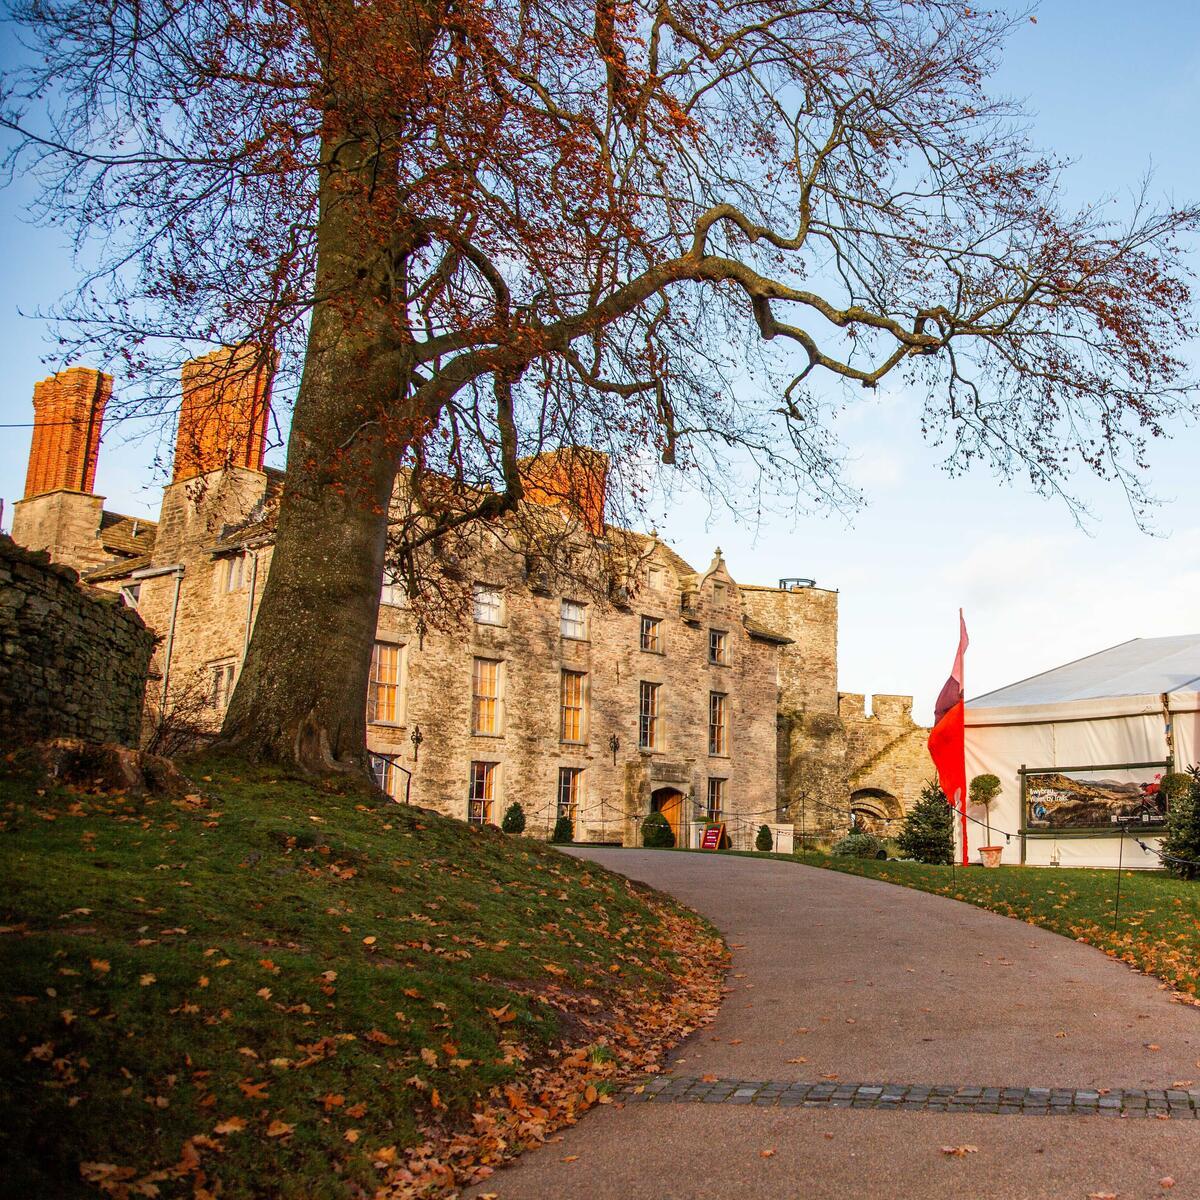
top-left (4, 0), bottom-right (1196, 770)
top-left (142, 668), bottom-right (223, 759)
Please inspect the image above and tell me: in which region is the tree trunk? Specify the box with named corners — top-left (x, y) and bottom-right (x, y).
top-left (217, 131), bottom-right (406, 770)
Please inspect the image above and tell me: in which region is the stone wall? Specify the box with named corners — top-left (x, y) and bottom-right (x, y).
top-left (742, 584), bottom-right (839, 715)
top-left (11, 490), bottom-right (111, 575)
top-left (773, 681), bottom-right (931, 843)
top-left (841, 693), bottom-right (931, 837)
top-left (0, 534), bottom-right (155, 747)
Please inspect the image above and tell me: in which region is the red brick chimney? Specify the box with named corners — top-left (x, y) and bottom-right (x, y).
top-left (23, 367), bottom-right (111, 498)
top-left (173, 345), bottom-right (271, 482)
top-left (517, 447), bottom-right (609, 537)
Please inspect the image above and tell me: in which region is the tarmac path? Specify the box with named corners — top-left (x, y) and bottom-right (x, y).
top-left (467, 850), bottom-right (1200, 1200)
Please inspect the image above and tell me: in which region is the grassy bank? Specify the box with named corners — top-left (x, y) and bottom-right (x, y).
top-left (0, 754), bottom-right (725, 1199)
top-left (778, 851), bottom-right (1200, 998)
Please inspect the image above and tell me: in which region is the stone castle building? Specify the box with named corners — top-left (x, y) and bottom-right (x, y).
top-left (8, 353), bottom-right (930, 844)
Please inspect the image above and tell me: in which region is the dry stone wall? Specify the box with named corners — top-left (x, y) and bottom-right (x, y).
top-left (0, 534), bottom-right (155, 747)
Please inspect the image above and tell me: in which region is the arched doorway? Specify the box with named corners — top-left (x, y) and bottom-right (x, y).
top-left (650, 786), bottom-right (685, 845)
top-left (850, 787), bottom-right (903, 836)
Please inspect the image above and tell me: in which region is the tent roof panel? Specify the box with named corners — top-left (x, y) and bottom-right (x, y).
top-left (968, 634), bottom-right (1200, 708)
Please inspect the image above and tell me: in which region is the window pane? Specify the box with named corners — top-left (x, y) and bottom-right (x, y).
top-left (561, 600), bottom-right (587, 639)
top-left (709, 629), bottom-right (728, 664)
top-left (706, 778), bottom-right (726, 822)
top-left (210, 662), bottom-right (235, 710)
top-left (639, 681), bottom-right (660, 749)
top-left (640, 616), bottom-right (661, 652)
top-left (472, 658), bottom-right (501, 734)
top-left (370, 754), bottom-right (406, 801)
top-left (473, 583), bottom-right (502, 624)
top-left (561, 670), bottom-right (585, 742)
top-left (369, 642), bottom-right (403, 723)
top-left (469, 762), bottom-right (496, 823)
top-left (558, 767), bottom-right (581, 821)
top-left (381, 575), bottom-right (406, 607)
top-left (709, 692), bottom-right (728, 755)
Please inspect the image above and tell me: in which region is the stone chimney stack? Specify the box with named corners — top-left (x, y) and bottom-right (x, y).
top-left (23, 367), bottom-right (111, 498)
top-left (517, 446), bottom-right (609, 537)
top-left (173, 345), bottom-right (271, 482)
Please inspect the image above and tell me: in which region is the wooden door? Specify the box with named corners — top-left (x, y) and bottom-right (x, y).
top-left (652, 788), bottom-right (684, 844)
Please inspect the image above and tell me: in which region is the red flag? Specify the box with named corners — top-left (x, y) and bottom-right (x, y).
top-left (928, 610), bottom-right (969, 864)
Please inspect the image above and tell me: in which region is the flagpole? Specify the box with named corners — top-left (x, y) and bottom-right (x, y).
top-left (960, 787), bottom-right (968, 866)
top-left (929, 609), bottom-right (970, 867)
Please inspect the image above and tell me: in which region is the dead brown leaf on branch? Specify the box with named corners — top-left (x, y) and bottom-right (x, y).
top-left (5, 0), bottom-right (1196, 770)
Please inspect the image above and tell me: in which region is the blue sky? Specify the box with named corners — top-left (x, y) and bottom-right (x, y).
top-left (1, 3), bottom-right (1198, 722)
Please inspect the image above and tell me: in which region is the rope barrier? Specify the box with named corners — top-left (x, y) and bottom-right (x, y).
top-left (1133, 837), bottom-right (1200, 871)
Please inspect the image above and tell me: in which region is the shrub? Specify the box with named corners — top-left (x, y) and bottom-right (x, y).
top-left (1161, 768), bottom-right (1200, 880)
top-left (550, 815), bottom-right (574, 844)
top-left (642, 811), bottom-right (675, 848)
top-left (500, 802), bottom-right (526, 834)
top-left (755, 824), bottom-right (774, 852)
top-left (896, 779), bottom-right (954, 864)
top-left (832, 830), bottom-right (886, 859)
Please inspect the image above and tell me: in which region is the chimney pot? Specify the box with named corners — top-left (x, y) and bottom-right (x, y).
top-left (517, 446), bottom-right (609, 537)
top-left (23, 367), bottom-right (111, 499)
top-left (173, 344), bottom-right (271, 482)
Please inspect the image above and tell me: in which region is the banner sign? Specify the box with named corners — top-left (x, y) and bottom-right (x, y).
top-left (1021, 762), bottom-right (1170, 833)
top-left (700, 823), bottom-right (725, 851)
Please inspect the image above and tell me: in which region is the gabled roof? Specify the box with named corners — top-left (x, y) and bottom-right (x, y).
top-left (969, 634), bottom-right (1200, 708)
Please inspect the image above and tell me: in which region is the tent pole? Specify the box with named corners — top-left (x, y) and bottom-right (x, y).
top-left (1113, 824), bottom-right (1125, 933)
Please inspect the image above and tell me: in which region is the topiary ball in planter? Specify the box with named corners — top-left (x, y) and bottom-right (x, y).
top-left (501, 802), bottom-right (527, 834)
top-left (831, 830), bottom-right (886, 859)
top-left (642, 810), bottom-right (675, 848)
top-left (755, 824), bottom-right (774, 852)
top-left (550, 815), bottom-right (574, 844)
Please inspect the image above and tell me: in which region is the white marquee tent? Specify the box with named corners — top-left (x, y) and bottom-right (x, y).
top-left (964, 635), bottom-right (1200, 869)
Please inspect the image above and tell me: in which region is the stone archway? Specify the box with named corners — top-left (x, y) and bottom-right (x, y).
top-left (850, 787), bottom-right (903, 837)
top-left (651, 786), bottom-right (685, 845)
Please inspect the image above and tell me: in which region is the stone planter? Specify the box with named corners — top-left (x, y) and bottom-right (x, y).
top-left (979, 845), bottom-right (1003, 868)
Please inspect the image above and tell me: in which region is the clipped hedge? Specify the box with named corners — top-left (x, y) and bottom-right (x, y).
top-left (832, 830), bottom-right (886, 860)
top-left (642, 811), bottom-right (675, 849)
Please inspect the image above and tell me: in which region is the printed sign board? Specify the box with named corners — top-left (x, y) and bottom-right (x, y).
top-left (700, 823), bottom-right (725, 851)
top-left (1021, 762), bottom-right (1170, 833)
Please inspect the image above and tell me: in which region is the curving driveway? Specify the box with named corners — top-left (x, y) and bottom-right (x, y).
top-left (468, 850), bottom-right (1200, 1200)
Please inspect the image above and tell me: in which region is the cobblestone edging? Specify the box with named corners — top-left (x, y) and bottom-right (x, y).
top-left (622, 1075), bottom-right (1200, 1119)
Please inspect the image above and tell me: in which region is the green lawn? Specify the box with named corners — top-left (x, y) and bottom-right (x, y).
top-left (779, 851), bottom-right (1200, 997)
top-left (0, 754), bottom-right (724, 1199)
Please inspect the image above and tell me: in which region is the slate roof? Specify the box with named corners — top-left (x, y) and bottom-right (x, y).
top-left (85, 554), bottom-right (153, 583)
top-left (742, 615), bottom-right (793, 645)
top-left (98, 510), bottom-right (157, 557)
